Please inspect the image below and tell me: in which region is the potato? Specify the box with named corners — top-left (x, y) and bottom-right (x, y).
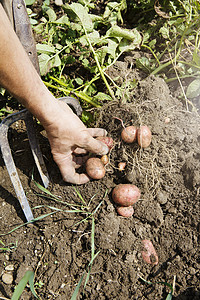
top-left (86, 157), bottom-right (105, 179)
top-left (101, 155), bottom-right (109, 165)
top-left (116, 206), bottom-right (134, 217)
top-left (141, 239), bottom-right (158, 265)
top-left (112, 184), bottom-right (141, 206)
top-left (121, 126), bottom-right (137, 143)
top-left (118, 162), bottom-right (126, 171)
top-left (96, 136), bottom-right (114, 150)
top-left (137, 125), bottom-right (152, 148)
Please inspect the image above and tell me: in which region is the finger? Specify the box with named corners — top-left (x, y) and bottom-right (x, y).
top-left (73, 147), bottom-right (88, 155)
top-left (63, 171), bottom-right (90, 185)
top-left (72, 155), bottom-right (88, 168)
top-left (87, 128), bottom-right (107, 137)
top-left (82, 136), bottom-right (109, 156)
top-left (54, 154), bottom-right (90, 184)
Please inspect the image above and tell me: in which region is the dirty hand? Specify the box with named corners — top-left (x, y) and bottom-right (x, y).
top-left (43, 101), bottom-right (109, 184)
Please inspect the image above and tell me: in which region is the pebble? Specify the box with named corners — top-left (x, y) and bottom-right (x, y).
top-left (168, 206), bottom-right (177, 214)
top-left (157, 191), bottom-right (168, 205)
top-left (5, 265), bottom-right (14, 271)
top-left (2, 272), bottom-right (13, 284)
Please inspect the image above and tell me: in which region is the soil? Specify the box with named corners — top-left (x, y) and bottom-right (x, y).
top-left (0, 53), bottom-right (200, 300)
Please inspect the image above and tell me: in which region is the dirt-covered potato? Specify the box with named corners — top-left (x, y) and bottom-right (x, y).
top-left (112, 184), bottom-right (141, 206)
top-left (86, 157), bottom-right (105, 179)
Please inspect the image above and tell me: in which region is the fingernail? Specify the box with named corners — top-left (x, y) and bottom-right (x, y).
top-left (101, 145), bottom-right (109, 155)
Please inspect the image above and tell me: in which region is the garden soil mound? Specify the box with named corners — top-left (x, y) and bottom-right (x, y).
top-left (0, 60), bottom-right (199, 299)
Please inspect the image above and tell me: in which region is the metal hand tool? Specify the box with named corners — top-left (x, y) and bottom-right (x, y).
top-left (0, 0), bottom-right (82, 221)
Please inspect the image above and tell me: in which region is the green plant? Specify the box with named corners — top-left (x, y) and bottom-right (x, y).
top-left (0, 270), bottom-right (39, 300)
top-left (0, 240), bottom-right (17, 252)
top-left (29, 1), bottom-right (141, 107)
top-left (140, 276), bottom-right (175, 300)
top-left (71, 216), bottom-right (100, 300)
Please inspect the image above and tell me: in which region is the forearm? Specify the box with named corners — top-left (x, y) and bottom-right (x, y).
top-left (0, 4), bottom-right (60, 126)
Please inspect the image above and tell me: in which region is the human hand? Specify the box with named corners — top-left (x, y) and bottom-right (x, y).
top-left (43, 101), bottom-right (109, 184)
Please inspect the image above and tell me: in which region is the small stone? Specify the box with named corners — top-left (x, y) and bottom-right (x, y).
top-left (5, 265), bottom-right (14, 271)
top-left (189, 267), bottom-right (196, 275)
top-left (5, 254), bottom-right (9, 261)
top-left (2, 272), bottom-right (13, 284)
top-left (157, 191), bottom-right (168, 205)
top-left (55, 0), bottom-right (63, 6)
top-left (168, 206), bottom-right (177, 214)
top-left (164, 117), bottom-right (170, 124)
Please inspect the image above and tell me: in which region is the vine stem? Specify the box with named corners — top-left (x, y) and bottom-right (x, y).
top-left (83, 25), bottom-right (116, 100)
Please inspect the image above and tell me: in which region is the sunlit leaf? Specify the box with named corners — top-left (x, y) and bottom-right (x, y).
top-left (46, 8), bottom-right (57, 22)
top-left (186, 78), bottom-right (200, 98)
top-left (36, 44), bottom-right (56, 54)
top-left (80, 30), bottom-right (100, 46)
top-left (65, 3), bottom-right (93, 32)
top-left (25, 0), bottom-right (36, 5)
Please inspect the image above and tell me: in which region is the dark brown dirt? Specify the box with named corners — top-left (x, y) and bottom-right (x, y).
top-left (0, 58), bottom-right (200, 300)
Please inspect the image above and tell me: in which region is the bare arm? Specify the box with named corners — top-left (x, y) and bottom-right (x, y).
top-left (0, 4), bottom-right (108, 184)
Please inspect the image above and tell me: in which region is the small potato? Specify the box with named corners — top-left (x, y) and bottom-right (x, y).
top-left (112, 184), bottom-right (141, 206)
top-left (86, 157), bottom-right (105, 179)
top-left (118, 162), bottom-right (126, 171)
top-left (96, 136), bottom-right (114, 150)
top-left (101, 155), bottom-right (109, 165)
top-left (137, 125), bottom-right (152, 148)
top-left (141, 239), bottom-right (158, 265)
top-left (121, 126), bottom-right (137, 143)
top-left (116, 206), bottom-right (134, 217)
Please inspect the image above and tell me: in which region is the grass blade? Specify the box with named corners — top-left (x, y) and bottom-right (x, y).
top-left (70, 271), bottom-right (86, 300)
top-left (11, 270), bottom-right (39, 300)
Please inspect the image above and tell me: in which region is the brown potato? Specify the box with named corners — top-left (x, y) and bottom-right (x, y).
top-left (116, 206), bottom-right (134, 217)
top-left (96, 136), bottom-right (114, 150)
top-left (141, 239), bottom-right (158, 265)
top-left (86, 158), bottom-right (105, 179)
top-left (112, 184), bottom-right (141, 206)
top-left (137, 125), bottom-right (152, 148)
top-left (101, 155), bottom-right (109, 165)
top-left (121, 126), bottom-right (137, 143)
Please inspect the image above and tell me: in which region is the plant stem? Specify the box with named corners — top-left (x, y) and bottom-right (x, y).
top-left (43, 81), bottom-right (101, 107)
top-left (83, 26), bottom-right (115, 99)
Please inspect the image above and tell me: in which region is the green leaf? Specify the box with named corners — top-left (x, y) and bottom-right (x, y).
top-left (11, 271), bottom-right (39, 300)
top-left (30, 18), bottom-right (38, 25)
top-left (186, 79), bottom-right (200, 98)
top-left (107, 25), bottom-right (141, 42)
top-left (36, 44), bottom-right (55, 54)
top-left (25, 0), bottom-right (36, 5)
top-left (193, 51), bottom-right (200, 66)
top-left (159, 26), bottom-right (170, 39)
top-left (46, 8), bottom-right (57, 22)
top-left (80, 30), bottom-right (100, 46)
top-left (55, 15), bottom-right (70, 25)
top-left (107, 38), bottom-right (118, 58)
top-left (166, 292), bottom-right (173, 300)
top-left (75, 78), bottom-right (84, 85)
top-left (37, 54), bottom-right (52, 75)
top-left (94, 92), bottom-right (112, 101)
top-left (65, 3), bottom-right (93, 32)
